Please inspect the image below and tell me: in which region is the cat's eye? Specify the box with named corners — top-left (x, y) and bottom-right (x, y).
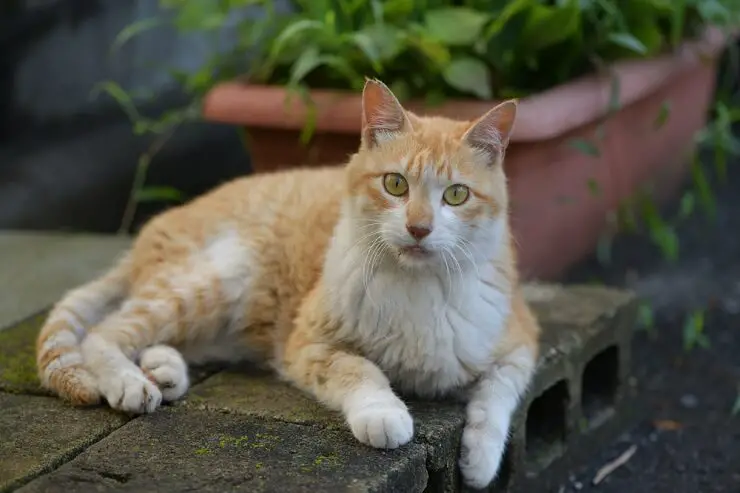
top-left (383, 173), bottom-right (409, 196)
top-left (443, 184), bottom-right (470, 206)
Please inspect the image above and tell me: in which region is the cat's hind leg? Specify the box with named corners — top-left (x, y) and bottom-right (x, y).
top-left (83, 234), bottom-right (252, 414)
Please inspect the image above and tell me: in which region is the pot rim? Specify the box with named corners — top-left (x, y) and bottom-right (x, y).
top-left (202, 27), bottom-right (729, 143)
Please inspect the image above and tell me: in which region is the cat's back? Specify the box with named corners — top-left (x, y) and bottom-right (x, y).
top-left (133, 166), bottom-right (345, 283)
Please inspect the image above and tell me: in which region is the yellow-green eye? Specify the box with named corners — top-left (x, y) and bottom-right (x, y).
top-left (443, 184), bottom-right (470, 206)
top-left (383, 173), bottom-right (409, 196)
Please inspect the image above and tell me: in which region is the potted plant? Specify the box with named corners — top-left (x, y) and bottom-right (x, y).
top-left (110, 0), bottom-right (740, 280)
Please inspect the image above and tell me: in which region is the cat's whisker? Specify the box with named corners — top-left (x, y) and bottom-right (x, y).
top-left (361, 236), bottom-right (387, 306)
top-left (455, 241), bottom-right (480, 279)
top-left (438, 249), bottom-right (453, 310)
top-left (443, 247), bottom-right (465, 300)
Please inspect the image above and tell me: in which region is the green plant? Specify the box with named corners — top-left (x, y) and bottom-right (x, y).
top-left (116, 0), bottom-right (739, 103)
top-left (102, 0), bottom-right (740, 233)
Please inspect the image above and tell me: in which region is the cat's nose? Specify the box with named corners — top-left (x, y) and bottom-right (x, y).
top-left (406, 224), bottom-right (432, 241)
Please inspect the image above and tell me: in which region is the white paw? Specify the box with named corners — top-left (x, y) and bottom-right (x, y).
top-left (459, 426), bottom-right (507, 489)
top-left (97, 366), bottom-right (162, 414)
top-left (139, 345), bottom-right (190, 402)
top-left (345, 391), bottom-right (414, 449)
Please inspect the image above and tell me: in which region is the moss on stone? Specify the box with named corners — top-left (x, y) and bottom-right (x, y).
top-left (186, 370), bottom-right (344, 429)
top-left (0, 311), bottom-right (48, 395)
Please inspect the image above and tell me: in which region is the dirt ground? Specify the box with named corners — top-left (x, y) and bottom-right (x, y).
top-left (559, 153), bottom-right (740, 493)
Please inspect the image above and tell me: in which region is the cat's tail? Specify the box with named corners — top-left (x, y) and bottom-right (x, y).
top-left (36, 253), bottom-right (133, 405)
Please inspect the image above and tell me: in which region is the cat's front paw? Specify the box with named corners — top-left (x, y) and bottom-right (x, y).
top-left (97, 367), bottom-right (162, 414)
top-left (459, 425), bottom-right (507, 489)
top-left (139, 345), bottom-right (189, 402)
top-left (345, 391), bottom-right (414, 449)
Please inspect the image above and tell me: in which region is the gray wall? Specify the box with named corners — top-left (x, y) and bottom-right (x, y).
top-left (12, 0), bottom-right (288, 121)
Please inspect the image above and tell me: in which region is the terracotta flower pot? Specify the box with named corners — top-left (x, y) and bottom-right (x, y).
top-left (202, 29), bottom-right (728, 280)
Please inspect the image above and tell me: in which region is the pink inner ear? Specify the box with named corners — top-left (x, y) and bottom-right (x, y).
top-left (464, 101), bottom-right (517, 158)
top-left (362, 80), bottom-right (410, 145)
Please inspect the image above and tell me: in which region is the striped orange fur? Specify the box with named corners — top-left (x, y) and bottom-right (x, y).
top-left (35, 79), bottom-right (540, 489)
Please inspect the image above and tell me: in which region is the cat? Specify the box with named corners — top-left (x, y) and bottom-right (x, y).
top-left (35, 78), bottom-right (540, 489)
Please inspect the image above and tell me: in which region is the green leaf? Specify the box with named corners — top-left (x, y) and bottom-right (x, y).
top-left (568, 138), bottom-right (600, 157)
top-left (654, 100), bottom-right (672, 129)
top-left (691, 155), bottom-right (716, 218)
top-left (520, 0), bottom-right (581, 52)
top-left (90, 81), bottom-right (141, 124)
top-left (487, 0), bottom-right (533, 37)
top-left (608, 32), bottom-right (648, 55)
top-left (678, 192), bottom-right (695, 219)
top-left (270, 19), bottom-right (325, 61)
top-left (135, 186), bottom-right (185, 203)
top-left (289, 46), bottom-right (324, 83)
top-left (352, 24), bottom-right (403, 62)
top-left (442, 57), bottom-right (491, 99)
top-left (289, 46), bottom-right (357, 86)
top-left (171, 1), bottom-right (228, 31)
top-left (652, 226), bottom-right (679, 262)
top-left (637, 302), bottom-right (655, 333)
top-left (111, 18), bottom-right (162, 53)
top-left (683, 310), bottom-right (709, 351)
top-left (732, 391), bottom-right (740, 416)
top-left (424, 8), bottom-right (490, 46)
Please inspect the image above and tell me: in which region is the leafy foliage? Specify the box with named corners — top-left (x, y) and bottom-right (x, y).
top-left (114, 0), bottom-right (740, 103)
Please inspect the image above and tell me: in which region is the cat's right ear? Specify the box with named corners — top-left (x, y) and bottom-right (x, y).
top-left (361, 78), bottom-right (413, 148)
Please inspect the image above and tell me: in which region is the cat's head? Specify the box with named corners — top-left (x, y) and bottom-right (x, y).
top-left (344, 79), bottom-right (517, 270)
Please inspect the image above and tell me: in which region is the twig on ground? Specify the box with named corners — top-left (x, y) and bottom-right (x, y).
top-left (592, 445), bottom-right (638, 485)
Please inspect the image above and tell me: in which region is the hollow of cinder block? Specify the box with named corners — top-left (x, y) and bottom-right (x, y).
top-left (465, 283), bottom-right (637, 493)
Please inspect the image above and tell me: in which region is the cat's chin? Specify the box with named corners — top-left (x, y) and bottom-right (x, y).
top-left (396, 245), bottom-right (436, 268)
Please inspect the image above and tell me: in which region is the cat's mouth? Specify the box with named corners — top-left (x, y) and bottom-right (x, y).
top-left (398, 245), bottom-right (432, 258)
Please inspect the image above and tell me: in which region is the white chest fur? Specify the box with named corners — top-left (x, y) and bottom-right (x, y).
top-left (325, 244), bottom-right (511, 398)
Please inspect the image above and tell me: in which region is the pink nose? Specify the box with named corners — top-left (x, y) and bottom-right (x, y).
top-left (406, 225), bottom-right (432, 241)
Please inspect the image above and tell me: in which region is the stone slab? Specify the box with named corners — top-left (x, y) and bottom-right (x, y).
top-left (0, 312), bottom-right (48, 395)
top-left (186, 368), bottom-right (466, 481)
top-left (0, 231), bottom-right (131, 330)
top-left (0, 393), bottom-right (129, 493)
top-left (186, 283), bottom-right (636, 493)
top-left (16, 408), bottom-right (429, 493)
top-left (0, 311), bottom-right (219, 396)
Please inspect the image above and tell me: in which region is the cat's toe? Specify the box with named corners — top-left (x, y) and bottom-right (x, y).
top-left (458, 426), bottom-right (506, 489)
top-left (98, 368), bottom-right (162, 414)
top-left (139, 345), bottom-right (190, 402)
top-left (347, 394), bottom-right (414, 449)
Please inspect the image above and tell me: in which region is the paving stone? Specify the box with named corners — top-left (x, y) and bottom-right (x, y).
top-left (187, 283), bottom-right (636, 493)
top-left (0, 393), bottom-right (129, 493)
top-left (0, 310), bottom-right (218, 396)
top-left (0, 231), bottom-right (131, 330)
top-left (16, 408), bottom-right (429, 493)
top-left (0, 312), bottom-right (48, 395)
top-left (0, 230), bottom-right (638, 492)
top-left (186, 368), bottom-right (466, 490)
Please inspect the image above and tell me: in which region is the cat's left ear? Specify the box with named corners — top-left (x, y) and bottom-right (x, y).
top-left (361, 78), bottom-right (413, 148)
top-left (463, 99), bottom-right (517, 165)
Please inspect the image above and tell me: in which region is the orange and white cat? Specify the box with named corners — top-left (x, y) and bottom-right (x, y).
top-left (35, 79), bottom-right (539, 489)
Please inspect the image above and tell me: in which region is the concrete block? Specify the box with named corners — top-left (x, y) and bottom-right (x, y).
top-left (16, 408), bottom-right (429, 493)
top-left (186, 283), bottom-right (637, 493)
top-left (0, 393), bottom-right (129, 493)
